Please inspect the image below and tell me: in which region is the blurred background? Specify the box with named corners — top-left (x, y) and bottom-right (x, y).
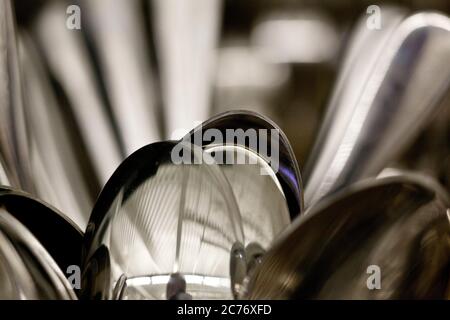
top-left (5, 0), bottom-right (449, 227)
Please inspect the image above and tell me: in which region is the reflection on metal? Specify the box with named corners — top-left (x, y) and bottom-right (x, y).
top-left (304, 11), bottom-right (450, 207)
top-left (0, 156), bottom-right (9, 186)
top-left (82, 142), bottom-right (245, 299)
top-left (205, 148), bottom-right (290, 248)
top-left (152, 0), bottom-right (222, 138)
top-left (33, 1), bottom-right (122, 185)
top-left (188, 111), bottom-right (304, 218)
top-left (1, 0), bottom-right (449, 302)
top-left (0, 0), bottom-right (33, 192)
top-left (246, 174), bottom-right (450, 299)
top-left (82, 0), bottom-right (161, 155)
top-left (0, 186), bottom-right (83, 275)
top-left (19, 34), bottom-right (93, 228)
top-left (186, 111), bottom-right (298, 247)
top-left (0, 208), bottom-right (76, 300)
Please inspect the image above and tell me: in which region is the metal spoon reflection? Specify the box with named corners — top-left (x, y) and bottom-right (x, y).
top-left (19, 33), bottom-right (94, 228)
top-left (32, 1), bottom-right (122, 185)
top-left (304, 11), bottom-right (450, 207)
top-left (82, 0), bottom-right (161, 155)
top-left (0, 208), bottom-right (77, 299)
top-left (246, 174), bottom-right (450, 299)
top-left (187, 110), bottom-right (304, 218)
top-left (82, 141), bottom-right (245, 300)
top-left (185, 111), bottom-right (303, 249)
top-left (0, 186), bottom-right (83, 277)
top-left (152, 0), bottom-right (222, 138)
top-left (0, 0), bottom-right (33, 191)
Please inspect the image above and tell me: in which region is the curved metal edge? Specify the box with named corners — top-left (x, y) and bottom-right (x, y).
top-left (84, 141), bottom-right (179, 263)
top-left (245, 172), bottom-right (450, 299)
top-left (0, 185), bottom-right (84, 236)
top-left (185, 110), bottom-right (304, 218)
top-left (303, 11), bottom-right (450, 207)
top-left (279, 172), bottom-right (450, 253)
top-left (0, 209), bottom-right (77, 299)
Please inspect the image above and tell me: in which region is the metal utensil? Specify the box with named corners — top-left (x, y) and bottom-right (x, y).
top-left (304, 11), bottom-right (450, 207)
top-left (82, 0), bottom-right (161, 155)
top-left (187, 110), bottom-right (304, 218)
top-left (185, 111), bottom-right (303, 249)
top-left (152, 0), bottom-right (222, 138)
top-left (82, 141), bottom-right (245, 299)
top-left (246, 173), bottom-right (450, 299)
top-left (0, 0), bottom-right (33, 191)
top-left (19, 32), bottom-right (94, 228)
top-left (0, 186), bottom-right (83, 276)
top-left (32, 0), bottom-right (122, 185)
top-left (0, 208), bottom-right (77, 299)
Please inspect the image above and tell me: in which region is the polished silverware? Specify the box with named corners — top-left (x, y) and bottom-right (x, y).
top-left (188, 110), bottom-right (304, 218)
top-left (246, 174), bottom-right (450, 299)
top-left (0, 155), bottom-right (9, 186)
top-left (0, 186), bottom-right (83, 276)
top-left (185, 111), bottom-right (303, 250)
top-left (304, 11), bottom-right (450, 207)
top-left (19, 33), bottom-right (94, 228)
top-left (82, 0), bottom-right (161, 155)
top-left (32, 1), bottom-right (122, 185)
top-left (82, 141), bottom-right (245, 299)
top-left (0, 0), bottom-right (33, 192)
top-left (0, 208), bottom-right (77, 299)
top-left (151, 0), bottom-right (222, 138)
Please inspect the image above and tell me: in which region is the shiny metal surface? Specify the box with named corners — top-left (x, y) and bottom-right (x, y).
top-left (0, 186), bottom-right (83, 275)
top-left (305, 6), bottom-right (406, 165)
top-left (0, 0), bottom-right (448, 301)
top-left (152, 0), bottom-right (222, 137)
top-left (185, 111), bottom-right (300, 248)
top-left (82, 0), bottom-right (161, 155)
top-left (204, 148), bottom-right (290, 249)
top-left (0, 0), bottom-right (33, 191)
top-left (0, 155), bottom-right (9, 186)
top-left (32, 1), bottom-right (122, 185)
top-left (188, 110), bottom-right (304, 218)
top-left (82, 141), bottom-right (245, 299)
top-left (246, 174), bottom-right (450, 299)
top-left (304, 11), bottom-right (450, 207)
top-left (0, 208), bottom-right (76, 300)
top-left (19, 33), bottom-right (93, 228)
